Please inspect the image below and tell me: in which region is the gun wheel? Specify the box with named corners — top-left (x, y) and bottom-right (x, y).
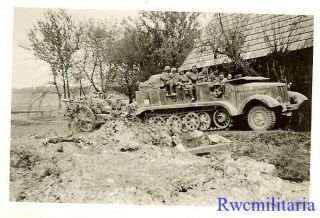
top-left (198, 112), bottom-right (211, 130)
top-left (77, 106), bottom-right (96, 132)
top-left (185, 112), bottom-right (200, 131)
top-left (213, 107), bottom-right (231, 130)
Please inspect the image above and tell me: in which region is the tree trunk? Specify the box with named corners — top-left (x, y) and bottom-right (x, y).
top-left (62, 75), bottom-right (67, 99)
top-left (79, 80), bottom-right (83, 97)
top-left (53, 73), bottom-right (62, 111)
top-left (127, 85), bottom-right (134, 103)
top-left (65, 69), bottom-right (71, 98)
top-left (99, 61), bottom-right (104, 92)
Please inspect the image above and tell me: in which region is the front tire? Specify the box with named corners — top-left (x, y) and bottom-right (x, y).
top-left (247, 106), bottom-right (276, 131)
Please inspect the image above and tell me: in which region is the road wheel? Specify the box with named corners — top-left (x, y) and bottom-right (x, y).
top-left (247, 106), bottom-right (276, 131)
top-left (198, 112), bottom-right (211, 131)
top-left (179, 115), bottom-right (188, 133)
top-left (76, 106), bottom-right (96, 132)
top-left (213, 107), bottom-right (231, 130)
top-left (166, 115), bottom-right (182, 132)
top-left (147, 115), bottom-right (165, 126)
top-left (185, 112), bottom-right (200, 131)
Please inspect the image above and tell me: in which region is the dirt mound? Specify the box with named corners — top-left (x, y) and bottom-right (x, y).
top-left (10, 119), bottom-right (311, 205)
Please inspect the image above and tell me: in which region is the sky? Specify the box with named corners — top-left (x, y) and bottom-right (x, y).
top-left (12, 7), bottom-right (139, 88)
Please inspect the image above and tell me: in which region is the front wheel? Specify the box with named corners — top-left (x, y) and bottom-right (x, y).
top-left (247, 106), bottom-right (276, 131)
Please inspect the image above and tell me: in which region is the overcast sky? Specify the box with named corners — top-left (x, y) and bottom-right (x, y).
top-left (12, 8), bottom-right (212, 88)
top-left (12, 7), bottom-right (139, 88)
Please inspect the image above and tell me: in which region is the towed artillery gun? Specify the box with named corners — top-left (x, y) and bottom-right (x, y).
top-left (62, 92), bottom-right (115, 132)
top-left (135, 76), bottom-right (308, 131)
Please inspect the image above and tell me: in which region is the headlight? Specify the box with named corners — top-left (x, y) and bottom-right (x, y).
top-left (290, 95), bottom-right (298, 104)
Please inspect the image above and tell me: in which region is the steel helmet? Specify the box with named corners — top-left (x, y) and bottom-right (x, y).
top-left (164, 66), bottom-right (170, 71)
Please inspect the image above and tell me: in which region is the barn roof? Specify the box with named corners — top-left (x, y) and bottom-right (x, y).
top-left (180, 13), bottom-right (314, 70)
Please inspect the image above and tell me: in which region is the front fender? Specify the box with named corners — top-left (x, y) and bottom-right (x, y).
top-left (288, 91), bottom-right (308, 104)
top-left (212, 100), bottom-right (239, 116)
top-left (240, 95), bottom-right (282, 113)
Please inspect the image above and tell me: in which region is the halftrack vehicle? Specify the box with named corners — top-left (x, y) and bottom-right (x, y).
top-left (135, 76), bottom-right (307, 131)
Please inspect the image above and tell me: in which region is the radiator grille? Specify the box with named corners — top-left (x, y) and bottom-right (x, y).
top-left (277, 86), bottom-right (289, 103)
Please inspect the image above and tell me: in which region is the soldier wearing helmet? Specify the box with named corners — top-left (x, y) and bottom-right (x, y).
top-left (161, 66), bottom-right (176, 95)
top-left (185, 65), bottom-right (199, 101)
top-left (169, 67), bottom-right (181, 95)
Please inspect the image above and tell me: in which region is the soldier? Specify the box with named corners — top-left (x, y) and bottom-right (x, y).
top-left (169, 67), bottom-right (181, 95)
top-left (64, 100), bottom-right (79, 136)
top-left (198, 67), bottom-right (208, 82)
top-left (213, 73), bottom-right (228, 98)
top-left (176, 68), bottom-right (190, 85)
top-left (139, 66), bottom-right (171, 91)
top-left (161, 66), bottom-right (175, 95)
top-left (139, 80), bottom-right (153, 90)
top-left (186, 65), bottom-right (199, 101)
top-left (147, 74), bottom-right (164, 89)
top-left (180, 71), bottom-right (195, 100)
top-left (227, 73), bottom-right (233, 81)
top-left (218, 72), bottom-right (228, 85)
top-left (208, 69), bottom-right (218, 82)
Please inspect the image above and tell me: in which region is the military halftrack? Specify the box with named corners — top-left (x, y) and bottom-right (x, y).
top-left (135, 76), bottom-right (308, 131)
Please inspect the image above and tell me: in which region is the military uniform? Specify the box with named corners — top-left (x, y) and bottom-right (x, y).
top-left (185, 71), bottom-right (198, 101)
top-left (208, 73), bottom-right (217, 82)
top-left (212, 77), bottom-right (228, 98)
top-left (178, 73), bottom-right (191, 84)
top-left (186, 71), bottom-right (198, 84)
top-left (159, 71), bottom-right (173, 94)
top-left (149, 74), bottom-right (165, 89)
top-left (64, 102), bottom-right (79, 135)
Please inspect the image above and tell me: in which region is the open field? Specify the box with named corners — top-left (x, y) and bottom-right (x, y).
top-left (11, 92), bottom-right (59, 111)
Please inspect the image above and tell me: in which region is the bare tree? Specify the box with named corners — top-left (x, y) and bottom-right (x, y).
top-left (74, 20), bottom-right (119, 93)
top-left (260, 15), bottom-right (306, 81)
top-left (205, 13), bottom-right (257, 75)
top-left (22, 9), bottom-right (82, 109)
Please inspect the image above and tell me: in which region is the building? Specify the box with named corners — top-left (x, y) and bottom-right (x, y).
top-left (180, 13), bottom-right (313, 97)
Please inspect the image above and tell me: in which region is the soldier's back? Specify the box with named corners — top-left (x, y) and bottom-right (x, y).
top-left (149, 74), bottom-right (163, 88)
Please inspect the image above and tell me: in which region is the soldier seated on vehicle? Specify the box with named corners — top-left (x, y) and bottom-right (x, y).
top-left (208, 69), bottom-right (218, 82)
top-left (176, 69), bottom-right (194, 97)
top-left (168, 67), bottom-right (181, 95)
top-left (138, 66), bottom-right (171, 91)
top-left (212, 73), bottom-right (228, 98)
top-left (161, 65), bottom-right (176, 95)
top-left (138, 72), bottom-right (164, 90)
top-left (197, 67), bottom-right (208, 83)
top-left (176, 68), bottom-right (189, 87)
top-left (138, 80), bottom-right (153, 90)
top-left (218, 72), bottom-right (228, 85)
top-left (186, 65), bottom-right (199, 101)
top-left (227, 73), bottom-right (233, 81)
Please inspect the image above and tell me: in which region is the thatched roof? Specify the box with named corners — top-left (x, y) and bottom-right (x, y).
top-left (180, 13), bottom-right (314, 70)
